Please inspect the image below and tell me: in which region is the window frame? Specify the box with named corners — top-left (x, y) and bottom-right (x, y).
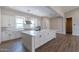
top-left (16, 16), bottom-right (25, 29)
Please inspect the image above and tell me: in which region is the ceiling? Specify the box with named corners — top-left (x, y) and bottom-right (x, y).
top-left (7, 6), bottom-right (59, 17)
top-left (61, 6), bottom-right (79, 13)
top-left (3, 6), bottom-right (79, 17)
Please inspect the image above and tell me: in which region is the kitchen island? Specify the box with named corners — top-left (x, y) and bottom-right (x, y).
top-left (21, 30), bottom-right (56, 52)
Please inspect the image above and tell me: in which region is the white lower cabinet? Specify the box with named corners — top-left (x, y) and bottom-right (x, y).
top-left (22, 30), bottom-right (56, 52)
top-left (35, 32), bottom-right (47, 48)
top-left (2, 31), bottom-right (21, 42)
top-left (34, 35), bottom-right (41, 48)
top-left (14, 31), bottom-right (22, 38)
top-left (2, 31), bottom-right (10, 41)
top-left (35, 30), bottom-right (56, 49)
top-left (10, 31), bottom-right (16, 40)
top-left (34, 35), bottom-right (41, 49)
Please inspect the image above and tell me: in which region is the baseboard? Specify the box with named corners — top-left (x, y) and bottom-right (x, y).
top-left (72, 34), bottom-right (79, 36)
top-left (57, 32), bottom-right (66, 35)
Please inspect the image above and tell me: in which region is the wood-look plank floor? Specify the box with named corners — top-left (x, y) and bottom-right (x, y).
top-left (0, 38), bottom-right (29, 52)
top-left (0, 34), bottom-right (79, 52)
top-left (36, 34), bottom-right (79, 52)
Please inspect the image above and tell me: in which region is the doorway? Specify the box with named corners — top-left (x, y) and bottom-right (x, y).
top-left (66, 17), bottom-right (72, 34)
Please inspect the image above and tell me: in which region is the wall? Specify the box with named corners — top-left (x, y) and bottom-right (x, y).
top-left (50, 6), bottom-right (64, 17)
top-left (50, 17), bottom-right (65, 34)
top-left (65, 8), bottom-right (79, 36)
top-left (0, 8), bottom-right (1, 43)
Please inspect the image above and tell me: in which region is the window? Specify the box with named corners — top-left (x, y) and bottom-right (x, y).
top-left (16, 16), bottom-right (25, 29)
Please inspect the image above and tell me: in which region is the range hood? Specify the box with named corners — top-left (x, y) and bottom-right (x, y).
top-left (25, 21), bottom-right (32, 24)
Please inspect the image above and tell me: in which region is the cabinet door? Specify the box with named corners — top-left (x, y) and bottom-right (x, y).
top-left (2, 31), bottom-right (10, 41)
top-left (40, 31), bottom-right (47, 45)
top-left (48, 30), bottom-right (56, 41)
top-left (34, 34), bottom-right (41, 49)
top-left (9, 31), bottom-right (16, 40)
top-left (14, 31), bottom-right (21, 39)
top-left (48, 31), bottom-right (54, 40)
top-left (9, 31), bottom-right (21, 40)
top-left (2, 15), bottom-right (10, 27)
top-left (9, 16), bottom-right (16, 28)
top-left (2, 31), bottom-right (21, 41)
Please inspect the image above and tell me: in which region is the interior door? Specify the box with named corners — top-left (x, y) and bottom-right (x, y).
top-left (66, 17), bottom-right (72, 34)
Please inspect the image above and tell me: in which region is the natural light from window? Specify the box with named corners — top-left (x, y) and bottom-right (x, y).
top-left (16, 16), bottom-right (25, 29)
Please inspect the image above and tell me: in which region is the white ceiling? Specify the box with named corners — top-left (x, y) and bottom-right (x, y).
top-left (7, 6), bottom-right (59, 17)
top-left (61, 6), bottom-right (79, 13)
top-left (3, 6), bottom-right (79, 17)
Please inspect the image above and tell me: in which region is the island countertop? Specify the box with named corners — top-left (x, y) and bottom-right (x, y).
top-left (21, 29), bottom-right (56, 52)
top-left (21, 30), bottom-right (40, 37)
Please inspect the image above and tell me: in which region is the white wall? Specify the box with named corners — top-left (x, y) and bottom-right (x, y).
top-left (50, 17), bottom-right (65, 34)
top-left (50, 6), bottom-right (64, 17)
top-left (0, 8), bottom-right (1, 43)
top-left (49, 6), bottom-right (66, 34)
top-left (65, 8), bottom-right (79, 36)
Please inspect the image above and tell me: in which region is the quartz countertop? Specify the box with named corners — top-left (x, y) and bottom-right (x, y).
top-left (21, 30), bottom-right (40, 36)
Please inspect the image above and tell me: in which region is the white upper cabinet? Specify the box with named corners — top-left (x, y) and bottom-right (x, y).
top-left (2, 15), bottom-right (16, 28)
top-left (2, 15), bottom-right (10, 27)
top-left (41, 18), bottom-right (50, 29)
top-left (9, 15), bottom-right (16, 27)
